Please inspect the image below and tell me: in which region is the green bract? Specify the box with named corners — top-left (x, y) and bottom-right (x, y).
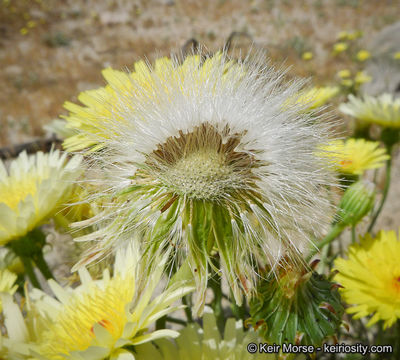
top-left (249, 266), bottom-right (344, 348)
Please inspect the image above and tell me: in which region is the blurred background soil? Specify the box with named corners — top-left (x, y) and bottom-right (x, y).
top-left (0, 0), bottom-right (399, 230)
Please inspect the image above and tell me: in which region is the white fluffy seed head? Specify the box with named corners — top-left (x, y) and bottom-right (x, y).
top-left (69, 50), bottom-right (338, 314)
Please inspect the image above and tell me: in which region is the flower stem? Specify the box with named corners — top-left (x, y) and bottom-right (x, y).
top-left (155, 315), bottom-right (167, 330)
top-left (395, 320), bottom-right (400, 358)
top-left (34, 250), bottom-right (54, 280)
top-left (166, 316), bottom-right (187, 326)
top-left (351, 225), bottom-right (356, 243)
top-left (307, 223), bottom-right (345, 261)
top-left (182, 295), bottom-right (193, 323)
top-left (20, 256), bottom-right (41, 289)
top-left (209, 267), bottom-right (224, 334)
top-left (367, 150), bottom-right (392, 234)
top-left (230, 292), bottom-right (247, 321)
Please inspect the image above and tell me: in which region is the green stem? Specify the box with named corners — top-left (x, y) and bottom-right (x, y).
top-left (182, 295), bottom-right (193, 323)
top-left (307, 223), bottom-right (345, 261)
top-left (165, 316), bottom-right (187, 326)
top-left (209, 272), bottom-right (224, 334)
top-left (351, 225), bottom-right (356, 243)
top-left (317, 242), bottom-right (330, 274)
top-left (395, 320), bottom-right (400, 358)
top-left (34, 250), bottom-right (54, 280)
top-left (230, 291), bottom-right (246, 321)
top-left (155, 315), bottom-right (167, 330)
top-left (367, 151), bottom-right (392, 234)
top-left (20, 256), bottom-right (41, 289)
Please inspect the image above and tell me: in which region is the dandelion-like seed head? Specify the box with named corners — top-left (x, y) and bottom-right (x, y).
top-left (144, 122), bottom-right (259, 201)
top-left (66, 51), bottom-right (337, 315)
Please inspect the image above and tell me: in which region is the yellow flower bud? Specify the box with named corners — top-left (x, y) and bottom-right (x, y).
top-left (302, 51), bottom-right (313, 60)
top-left (333, 42), bottom-right (348, 54)
top-left (356, 50), bottom-right (371, 62)
top-left (337, 69), bottom-right (351, 78)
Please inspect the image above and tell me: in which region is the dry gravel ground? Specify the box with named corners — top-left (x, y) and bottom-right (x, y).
top-left (0, 0), bottom-right (399, 240)
top-left (1, 0), bottom-right (399, 145)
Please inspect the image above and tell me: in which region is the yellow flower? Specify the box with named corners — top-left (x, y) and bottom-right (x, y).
top-left (27, 20), bottom-right (37, 28)
top-left (20, 27), bottom-right (28, 35)
top-left (0, 151), bottom-right (82, 245)
top-left (56, 183), bottom-right (99, 227)
top-left (319, 138), bottom-right (389, 175)
top-left (302, 51), bottom-right (313, 60)
top-left (62, 55), bottom-right (242, 152)
top-left (336, 30), bottom-right (362, 41)
top-left (354, 71), bottom-right (372, 85)
top-left (0, 292), bottom-right (31, 359)
top-left (356, 49), bottom-right (371, 62)
top-left (347, 30), bottom-right (363, 40)
top-left (336, 31), bottom-right (349, 41)
top-left (295, 86), bottom-right (339, 109)
top-left (0, 269), bottom-right (18, 312)
top-left (29, 244), bottom-right (194, 360)
top-left (0, 247), bottom-right (24, 274)
top-left (340, 93), bottom-right (400, 128)
top-left (340, 79), bottom-right (353, 87)
top-left (337, 69), bottom-right (351, 78)
top-left (334, 229), bottom-right (400, 329)
top-left (333, 42), bottom-right (348, 54)
top-left (394, 51), bottom-right (400, 60)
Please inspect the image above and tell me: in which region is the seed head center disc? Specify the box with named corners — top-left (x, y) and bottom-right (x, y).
top-left (162, 149), bottom-right (232, 200)
top-left (145, 122), bottom-right (258, 201)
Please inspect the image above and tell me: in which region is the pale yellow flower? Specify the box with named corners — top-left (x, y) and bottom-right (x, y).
top-left (28, 244), bottom-right (194, 360)
top-left (354, 71), bottom-right (372, 85)
top-left (340, 93), bottom-right (400, 128)
top-left (0, 269), bottom-right (18, 312)
top-left (0, 151), bottom-right (82, 245)
top-left (0, 292), bottom-right (31, 359)
top-left (0, 247), bottom-right (24, 274)
top-left (340, 79), bottom-right (353, 87)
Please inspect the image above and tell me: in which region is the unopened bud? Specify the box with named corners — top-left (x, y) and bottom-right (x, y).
top-left (338, 180), bottom-right (375, 226)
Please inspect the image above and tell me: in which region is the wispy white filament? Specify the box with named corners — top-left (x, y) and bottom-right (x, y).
top-left (70, 51), bottom-right (337, 313)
